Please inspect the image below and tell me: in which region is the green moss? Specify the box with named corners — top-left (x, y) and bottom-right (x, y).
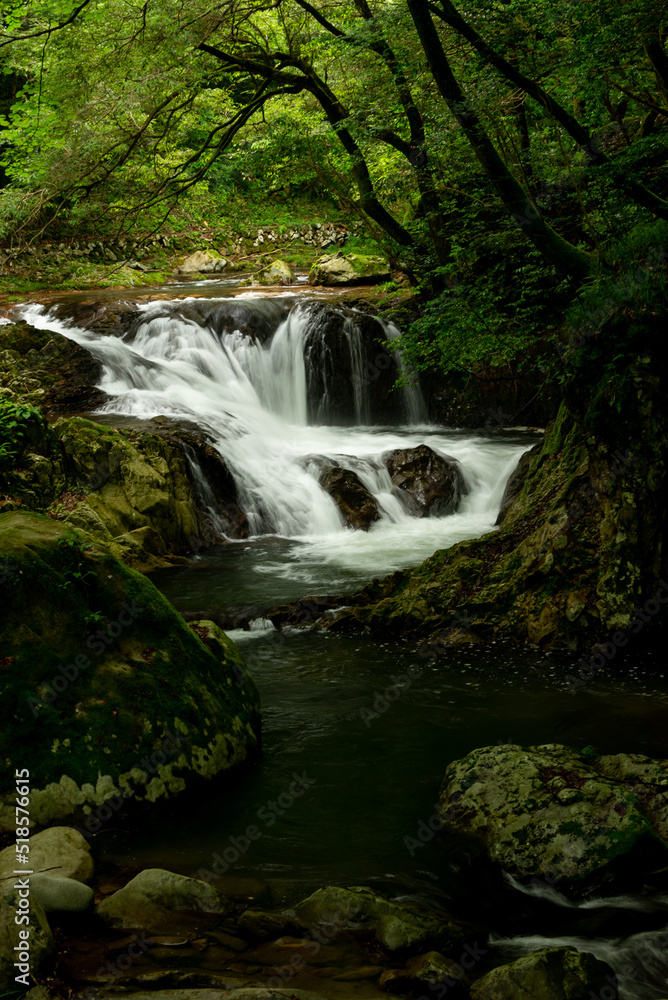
top-left (335, 393), bottom-right (662, 648)
top-left (0, 511), bottom-right (260, 803)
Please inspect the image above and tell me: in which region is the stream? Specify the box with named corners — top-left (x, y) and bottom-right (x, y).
top-left (16, 282), bottom-right (668, 999)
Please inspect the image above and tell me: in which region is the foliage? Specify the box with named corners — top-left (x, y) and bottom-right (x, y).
top-left (0, 397), bottom-right (41, 468)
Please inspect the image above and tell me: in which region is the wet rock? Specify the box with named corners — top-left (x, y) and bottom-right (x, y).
top-left (333, 965), bottom-right (384, 980)
top-left (0, 319), bottom-right (106, 412)
top-left (0, 512), bottom-right (260, 832)
top-left (384, 445), bottom-right (466, 516)
top-left (27, 872), bottom-right (94, 913)
top-left (469, 946), bottom-right (616, 1000)
top-left (496, 443), bottom-right (541, 525)
top-left (241, 935), bottom-right (351, 967)
top-left (255, 260), bottom-right (293, 285)
top-left (380, 951), bottom-right (470, 996)
top-left (0, 888), bottom-right (55, 989)
top-left (319, 467), bottom-right (380, 530)
top-left (97, 869), bottom-right (233, 932)
top-left (438, 744), bottom-right (665, 889)
top-left (309, 252), bottom-right (390, 286)
top-left (175, 251), bottom-right (227, 275)
top-left (298, 302), bottom-right (402, 424)
top-left (290, 885), bottom-right (466, 953)
top-left (237, 909), bottom-right (308, 940)
top-left (0, 826), bottom-right (93, 883)
top-left (53, 416), bottom-right (222, 558)
top-left (221, 990), bottom-right (330, 1000)
top-left (92, 992), bottom-right (232, 1000)
top-left (591, 753), bottom-right (668, 843)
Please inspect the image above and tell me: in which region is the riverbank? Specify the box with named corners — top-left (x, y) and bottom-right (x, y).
top-left (2, 272), bottom-right (668, 1000)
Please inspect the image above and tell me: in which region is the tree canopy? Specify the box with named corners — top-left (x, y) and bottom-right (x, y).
top-left (0, 0), bottom-right (667, 282)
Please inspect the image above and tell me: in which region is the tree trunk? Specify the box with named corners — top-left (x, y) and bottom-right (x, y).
top-left (429, 0), bottom-right (668, 221)
top-left (407, 0), bottom-right (597, 282)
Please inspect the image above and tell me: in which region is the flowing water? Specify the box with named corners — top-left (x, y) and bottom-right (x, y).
top-left (16, 287), bottom-right (668, 998)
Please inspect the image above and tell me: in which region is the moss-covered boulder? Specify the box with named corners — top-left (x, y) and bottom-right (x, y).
top-left (290, 886), bottom-right (467, 953)
top-left (174, 251), bottom-right (227, 275)
top-left (96, 868), bottom-right (233, 932)
top-left (0, 511), bottom-right (260, 831)
top-left (0, 319), bottom-right (105, 412)
top-left (309, 252), bottom-right (390, 286)
top-left (2, 408), bottom-right (243, 568)
top-left (469, 947), bottom-right (616, 1000)
top-left (53, 416), bottom-right (209, 560)
top-left (331, 399), bottom-right (664, 647)
top-left (438, 744), bottom-right (667, 888)
top-left (256, 259), bottom-right (293, 285)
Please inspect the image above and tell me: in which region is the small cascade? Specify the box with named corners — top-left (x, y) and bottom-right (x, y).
top-left (382, 317), bottom-right (428, 425)
top-left (19, 297), bottom-right (534, 568)
top-left (181, 444), bottom-right (230, 538)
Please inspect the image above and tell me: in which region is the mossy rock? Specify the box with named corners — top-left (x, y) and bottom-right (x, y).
top-left (0, 511), bottom-right (260, 831)
top-left (52, 416), bottom-right (211, 557)
top-left (470, 947), bottom-right (616, 1000)
top-left (332, 400), bottom-right (661, 647)
top-left (438, 743), bottom-right (667, 889)
top-left (309, 252), bottom-right (390, 286)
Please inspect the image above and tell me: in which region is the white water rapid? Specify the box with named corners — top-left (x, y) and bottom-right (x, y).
top-left (20, 296), bottom-right (536, 581)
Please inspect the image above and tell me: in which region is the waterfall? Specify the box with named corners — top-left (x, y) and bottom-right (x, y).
top-left (19, 297), bottom-right (534, 570)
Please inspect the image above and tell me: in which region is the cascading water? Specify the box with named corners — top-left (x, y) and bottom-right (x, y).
top-left (19, 295), bottom-right (534, 581)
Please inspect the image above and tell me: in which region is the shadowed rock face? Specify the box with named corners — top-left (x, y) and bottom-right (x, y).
top-left (470, 947), bottom-right (616, 1000)
top-left (299, 303), bottom-right (403, 425)
top-left (0, 512), bottom-right (261, 833)
top-left (437, 743), bottom-right (668, 891)
top-left (384, 445), bottom-right (466, 516)
top-left (318, 466), bottom-right (380, 531)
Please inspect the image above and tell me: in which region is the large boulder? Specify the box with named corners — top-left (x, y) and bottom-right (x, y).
top-left (0, 319), bottom-right (106, 412)
top-left (2, 408), bottom-right (243, 567)
top-left (469, 947), bottom-right (616, 1000)
top-left (97, 868), bottom-right (232, 932)
top-left (0, 826), bottom-right (93, 883)
top-left (0, 888), bottom-right (55, 989)
top-left (384, 445), bottom-right (466, 516)
top-left (319, 467), bottom-right (380, 530)
top-left (438, 744), bottom-right (666, 888)
top-left (255, 260), bottom-right (293, 286)
top-left (0, 512), bottom-right (260, 832)
top-left (309, 251), bottom-right (390, 286)
top-left (54, 417), bottom-right (208, 560)
top-left (290, 885), bottom-right (466, 953)
top-left (174, 251), bottom-right (227, 275)
top-left (380, 951), bottom-right (470, 996)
